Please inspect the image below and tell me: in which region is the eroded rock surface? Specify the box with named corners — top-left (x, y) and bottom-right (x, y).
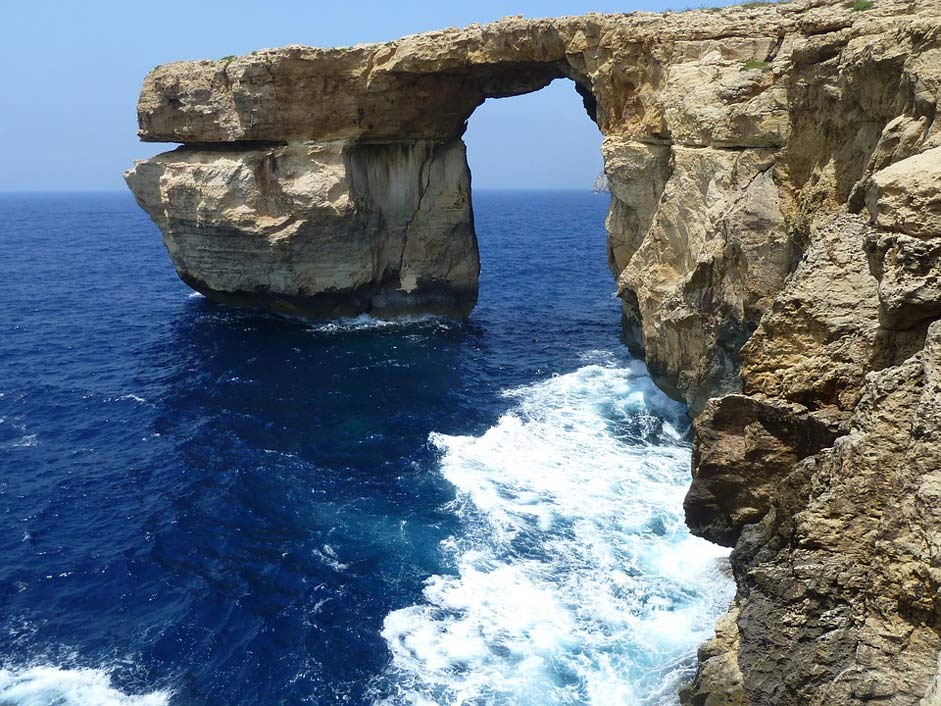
top-left (126, 138), bottom-right (478, 318)
top-left (127, 1), bottom-right (941, 703)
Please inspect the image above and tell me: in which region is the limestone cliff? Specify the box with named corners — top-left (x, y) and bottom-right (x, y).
top-left (126, 1), bottom-right (941, 703)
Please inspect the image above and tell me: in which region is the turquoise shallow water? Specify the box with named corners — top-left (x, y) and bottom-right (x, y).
top-left (0, 190), bottom-right (731, 706)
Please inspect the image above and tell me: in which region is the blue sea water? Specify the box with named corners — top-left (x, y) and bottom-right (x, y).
top-left (0, 190), bottom-right (731, 706)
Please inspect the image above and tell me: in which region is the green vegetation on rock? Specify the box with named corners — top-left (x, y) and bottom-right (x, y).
top-left (742, 59), bottom-right (771, 70)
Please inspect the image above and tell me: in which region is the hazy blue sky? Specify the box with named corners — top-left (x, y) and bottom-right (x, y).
top-left (1, 0), bottom-right (728, 192)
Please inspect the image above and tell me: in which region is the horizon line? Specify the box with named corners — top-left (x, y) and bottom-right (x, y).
top-left (0, 186), bottom-right (609, 195)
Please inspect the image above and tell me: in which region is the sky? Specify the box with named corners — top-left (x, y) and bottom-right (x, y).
top-left (0, 0), bottom-right (729, 192)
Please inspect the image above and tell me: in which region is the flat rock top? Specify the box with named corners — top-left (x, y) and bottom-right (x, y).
top-left (137, 0), bottom-right (933, 143)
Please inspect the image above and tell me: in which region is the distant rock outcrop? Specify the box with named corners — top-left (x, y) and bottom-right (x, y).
top-left (592, 172), bottom-right (609, 193)
top-left (126, 2), bottom-right (941, 703)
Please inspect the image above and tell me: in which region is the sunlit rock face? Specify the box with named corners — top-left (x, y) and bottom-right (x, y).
top-left (127, 139), bottom-right (478, 318)
top-left (127, 1), bottom-right (941, 704)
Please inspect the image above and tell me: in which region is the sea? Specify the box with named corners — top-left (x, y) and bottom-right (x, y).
top-left (0, 190), bottom-right (732, 706)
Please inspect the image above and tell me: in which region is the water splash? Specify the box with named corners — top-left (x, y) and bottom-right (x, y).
top-left (0, 667), bottom-right (168, 706)
top-left (378, 364), bottom-right (732, 706)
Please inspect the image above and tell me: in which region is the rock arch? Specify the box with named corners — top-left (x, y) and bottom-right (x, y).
top-left (125, 11), bottom-right (795, 409)
top-left (125, 43), bottom-right (606, 320)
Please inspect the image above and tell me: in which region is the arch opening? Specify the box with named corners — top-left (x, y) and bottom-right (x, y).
top-left (463, 77), bottom-right (604, 191)
top-left (456, 76), bottom-right (611, 338)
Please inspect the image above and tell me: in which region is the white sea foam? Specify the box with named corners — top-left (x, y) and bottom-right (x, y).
top-left (378, 363), bottom-right (733, 706)
top-left (0, 666), bottom-right (169, 706)
top-left (9, 434), bottom-right (38, 448)
top-left (306, 314), bottom-right (456, 335)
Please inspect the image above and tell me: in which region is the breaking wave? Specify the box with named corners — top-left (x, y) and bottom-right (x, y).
top-left (378, 362), bottom-right (733, 706)
top-left (0, 666), bottom-right (169, 706)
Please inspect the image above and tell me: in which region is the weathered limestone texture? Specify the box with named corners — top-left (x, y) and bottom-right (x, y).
top-left (127, 1), bottom-right (941, 703)
top-left (126, 139), bottom-right (478, 318)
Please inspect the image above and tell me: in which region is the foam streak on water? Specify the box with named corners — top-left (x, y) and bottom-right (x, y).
top-left (0, 667), bottom-right (169, 706)
top-left (378, 361), bottom-right (732, 706)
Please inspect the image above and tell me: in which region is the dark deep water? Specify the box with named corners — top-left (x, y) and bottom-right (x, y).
top-left (0, 191), bottom-right (730, 706)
